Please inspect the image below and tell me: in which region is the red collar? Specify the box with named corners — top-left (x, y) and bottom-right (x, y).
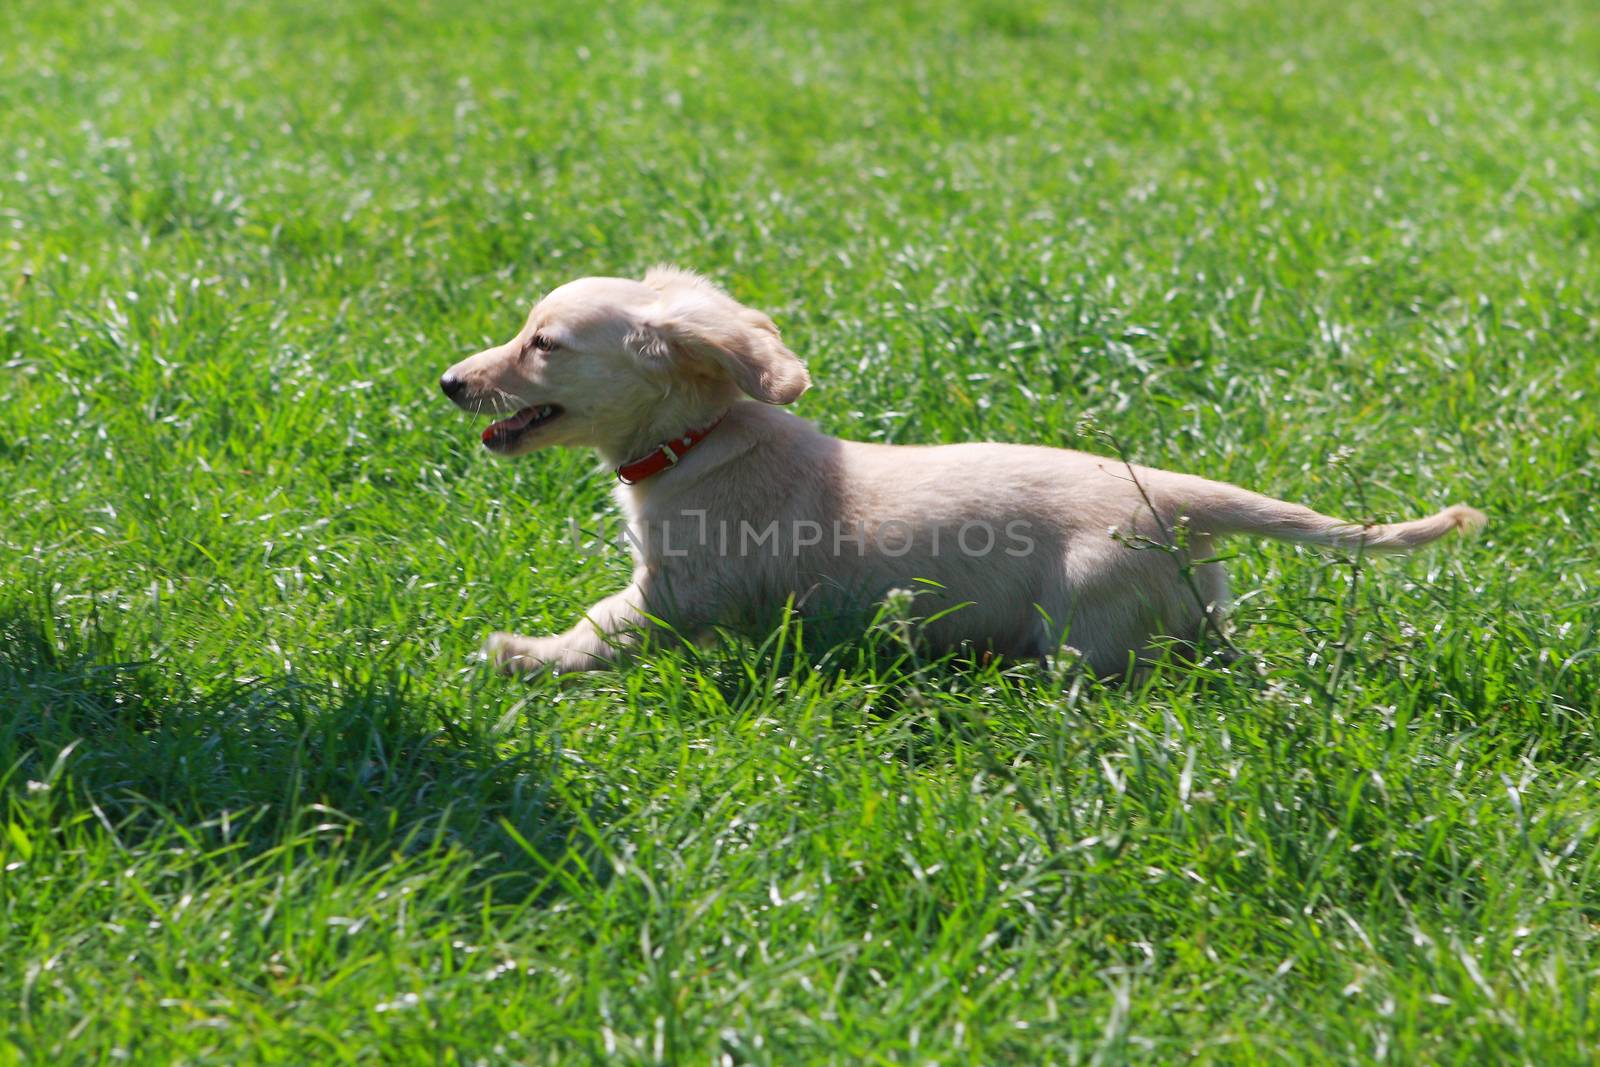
top-left (615, 414), bottom-right (725, 485)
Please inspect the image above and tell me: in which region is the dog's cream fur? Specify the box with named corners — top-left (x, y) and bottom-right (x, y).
top-left (442, 268), bottom-right (1484, 677)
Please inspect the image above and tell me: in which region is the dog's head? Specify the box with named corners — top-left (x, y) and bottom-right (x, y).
top-left (440, 267), bottom-right (809, 457)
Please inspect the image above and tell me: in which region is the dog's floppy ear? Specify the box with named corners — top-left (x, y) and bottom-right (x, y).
top-left (628, 267), bottom-right (810, 405)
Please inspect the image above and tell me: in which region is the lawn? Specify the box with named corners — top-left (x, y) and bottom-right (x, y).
top-left (3, 0), bottom-right (1599, 1061)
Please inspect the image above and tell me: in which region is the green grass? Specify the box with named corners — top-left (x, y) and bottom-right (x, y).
top-left (3, 0), bottom-right (1599, 1061)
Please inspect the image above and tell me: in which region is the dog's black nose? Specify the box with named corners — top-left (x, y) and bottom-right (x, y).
top-left (440, 374), bottom-right (465, 400)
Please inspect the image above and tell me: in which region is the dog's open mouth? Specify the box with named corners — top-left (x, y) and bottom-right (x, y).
top-left (482, 404), bottom-right (564, 448)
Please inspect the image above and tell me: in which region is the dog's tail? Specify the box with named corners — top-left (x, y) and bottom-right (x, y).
top-left (1165, 474), bottom-right (1486, 554)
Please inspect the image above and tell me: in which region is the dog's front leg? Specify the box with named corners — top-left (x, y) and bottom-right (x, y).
top-left (485, 584), bottom-right (657, 676)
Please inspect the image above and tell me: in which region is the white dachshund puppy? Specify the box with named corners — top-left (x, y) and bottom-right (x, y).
top-left (441, 268), bottom-right (1483, 677)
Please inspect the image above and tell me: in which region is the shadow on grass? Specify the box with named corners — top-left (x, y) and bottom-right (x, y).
top-left (0, 603), bottom-right (612, 903)
top-left (669, 602), bottom-right (1251, 730)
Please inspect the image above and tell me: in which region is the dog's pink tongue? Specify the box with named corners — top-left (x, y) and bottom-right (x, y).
top-left (483, 407), bottom-right (536, 442)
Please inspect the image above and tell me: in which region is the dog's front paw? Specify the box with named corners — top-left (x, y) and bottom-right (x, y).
top-left (483, 631), bottom-right (555, 677)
